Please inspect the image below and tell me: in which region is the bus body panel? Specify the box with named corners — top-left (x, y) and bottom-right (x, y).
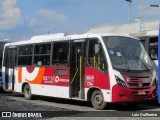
top-left (84, 67), bottom-right (110, 90)
top-left (84, 67), bottom-right (111, 102)
top-left (15, 66), bottom-right (70, 98)
top-left (28, 85), bottom-right (69, 98)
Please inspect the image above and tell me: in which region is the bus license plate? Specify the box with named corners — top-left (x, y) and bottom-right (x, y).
top-left (138, 91), bottom-right (146, 95)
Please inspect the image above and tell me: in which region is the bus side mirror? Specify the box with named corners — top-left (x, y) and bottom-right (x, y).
top-left (95, 44), bottom-right (100, 55)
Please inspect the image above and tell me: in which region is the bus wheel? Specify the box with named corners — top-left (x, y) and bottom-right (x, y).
top-left (24, 84), bottom-right (32, 100)
top-left (91, 90), bottom-right (108, 110)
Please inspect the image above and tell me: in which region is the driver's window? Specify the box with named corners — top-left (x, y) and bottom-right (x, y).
top-left (88, 39), bottom-right (107, 73)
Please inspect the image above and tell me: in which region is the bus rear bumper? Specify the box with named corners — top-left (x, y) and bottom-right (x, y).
top-left (112, 84), bottom-right (157, 102)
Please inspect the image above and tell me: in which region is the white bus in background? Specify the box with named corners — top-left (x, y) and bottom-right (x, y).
top-left (130, 30), bottom-right (158, 79)
top-left (2, 33), bottom-right (157, 110)
top-left (0, 40), bottom-right (10, 89)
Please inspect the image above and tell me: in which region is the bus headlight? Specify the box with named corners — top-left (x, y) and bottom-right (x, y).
top-left (115, 76), bottom-right (127, 87)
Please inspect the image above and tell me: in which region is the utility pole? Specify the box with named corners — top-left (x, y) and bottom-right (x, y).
top-left (126, 0), bottom-right (132, 23)
top-left (150, 4), bottom-right (159, 30)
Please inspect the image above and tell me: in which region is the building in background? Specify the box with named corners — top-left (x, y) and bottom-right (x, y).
top-left (88, 19), bottom-right (159, 35)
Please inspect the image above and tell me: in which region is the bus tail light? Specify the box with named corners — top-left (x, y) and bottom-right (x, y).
top-left (115, 76), bottom-right (127, 87)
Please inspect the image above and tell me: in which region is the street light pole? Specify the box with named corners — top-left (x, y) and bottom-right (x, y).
top-left (150, 4), bottom-right (159, 30)
top-left (150, 4), bottom-right (159, 16)
top-left (126, 0), bottom-right (132, 23)
top-left (150, 4), bottom-right (159, 8)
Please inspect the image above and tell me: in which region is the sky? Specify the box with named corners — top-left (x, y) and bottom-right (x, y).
top-left (0, 0), bottom-right (160, 41)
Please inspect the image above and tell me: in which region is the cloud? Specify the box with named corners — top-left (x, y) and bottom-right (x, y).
top-left (37, 9), bottom-right (67, 22)
top-left (0, 0), bottom-right (22, 29)
top-left (29, 18), bottom-right (38, 26)
top-left (24, 17), bottom-right (38, 26)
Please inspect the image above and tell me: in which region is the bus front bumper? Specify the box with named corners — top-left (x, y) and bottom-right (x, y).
top-left (112, 84), bottom-right (157, 102)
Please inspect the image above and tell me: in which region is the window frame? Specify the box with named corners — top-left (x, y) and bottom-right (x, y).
top-left (17, 45), bottom-right (33, 66)
top-left (52, 41), bottom-right (70, 67)
top-left (34, 43), bottom-right (52, 66)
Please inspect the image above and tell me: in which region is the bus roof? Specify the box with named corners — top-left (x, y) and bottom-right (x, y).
top-left (4, 33), bottom-right (138, 46)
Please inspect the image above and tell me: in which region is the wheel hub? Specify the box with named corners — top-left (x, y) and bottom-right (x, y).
top-left (25, 88), bottom-right (30, 97)
top-left (94, 95), bottom-right (103, 105)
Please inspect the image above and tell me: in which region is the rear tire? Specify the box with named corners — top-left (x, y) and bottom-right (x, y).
top-left (24, 84), bottom-right (32, 100)
top-left (91, 90), bottom-right (108, 110)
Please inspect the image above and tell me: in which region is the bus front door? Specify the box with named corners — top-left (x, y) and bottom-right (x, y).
top-left (5, 48), bottom-right (17, 90)
top-left (70, 42), bottom-right (85, 99)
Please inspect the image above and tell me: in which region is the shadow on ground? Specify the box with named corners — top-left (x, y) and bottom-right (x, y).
top-left (1, 91), bottom-right (159, 111)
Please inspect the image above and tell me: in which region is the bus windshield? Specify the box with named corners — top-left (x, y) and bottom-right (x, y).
top-left (103, 36), bottom-right (153, 71)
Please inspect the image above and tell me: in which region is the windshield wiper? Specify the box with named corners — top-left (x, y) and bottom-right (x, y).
top-left (129, 48), bottom-right (151, 71)
top-left (141, 56), bottom-right (152, 70)
top-left (117, 46), bottom-right (130, 72)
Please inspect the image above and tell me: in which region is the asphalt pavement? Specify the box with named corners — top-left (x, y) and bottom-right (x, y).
top-left (0, 91), bottom-right (160, 120)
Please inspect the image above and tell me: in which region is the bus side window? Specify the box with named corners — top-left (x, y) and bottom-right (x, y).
top-left (18, 45), bottom-right (33, 66)
top-left (34, 44), bottom-right (51, 66)
top-left (88, 39), bottom-right (107, 73)
top-left (52, 42), bottom-right (69, 66)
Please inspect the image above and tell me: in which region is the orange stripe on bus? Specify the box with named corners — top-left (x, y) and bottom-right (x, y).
top-left (26, 68), bottom-right (45, 84)
top-left (18, 67), bottom-right (22, 83)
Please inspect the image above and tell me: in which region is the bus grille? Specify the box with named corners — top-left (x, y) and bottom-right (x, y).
top-left (127, 76), bottom-right (151, 88)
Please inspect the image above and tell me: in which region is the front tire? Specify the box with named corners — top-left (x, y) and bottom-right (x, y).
top-left (91, 90), bottom-right (108, 110)
top-left (24, 84), bottom-right (32, 100)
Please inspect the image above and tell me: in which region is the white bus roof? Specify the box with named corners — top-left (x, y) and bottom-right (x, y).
top-left (4, 33), bottom-right (138, 46)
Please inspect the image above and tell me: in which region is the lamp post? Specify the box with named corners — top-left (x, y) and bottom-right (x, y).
top-left (126, 0), bottom-right (132, 23)
top-left (150, 4), bottom-right (159, 16)
top-left (150, 4), bottom-right (159, 8)
top-left (150, 4), bottom-right (159, 29)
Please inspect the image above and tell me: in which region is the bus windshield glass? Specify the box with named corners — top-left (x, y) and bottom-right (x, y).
top-left (103, 36), bottom-right (153, 71)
